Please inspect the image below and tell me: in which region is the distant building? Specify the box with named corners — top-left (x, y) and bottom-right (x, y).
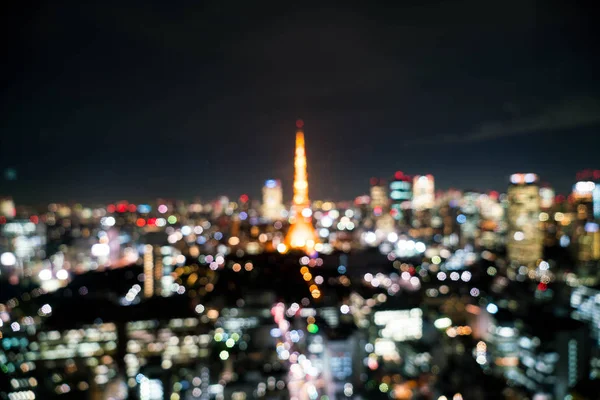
top-left (261, 179), bottom-right (284, 221)
top-left (411, 175), bottom-right (435, 211)
top-left (389, 171), bottom-right (412, 223)
top-left (0, 197), bottom-right (16, 219)
top-left (369, 178), bottom-right (388, 217)
top-left (507, 173), bottom-right (543, 267)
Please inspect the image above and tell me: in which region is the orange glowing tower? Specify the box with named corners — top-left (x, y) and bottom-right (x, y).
top-left (284, 120), bottom-right (319, 253)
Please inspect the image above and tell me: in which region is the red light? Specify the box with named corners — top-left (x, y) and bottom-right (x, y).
top-left (556, 195), bottom-right (565, 203)
top-left (537, 282), bottom-right (547, 291)
top-left (30, 215), bottom-right (39, 224)
top-left (296, 119), bottom-right (304, 129)
top-left (489, 191), bottom-right (499, 200)
top-left (394, 171), bottom-right (404, 180)
top-left (240, 194), bottom-right (249, 203)
top-left (107, 204), bottom-right (116, 213)
top-left (0, 216), bottom-right (6, 224)
top-left (128, 204), bottom-right (137, 213)
top-left (374, 206), bottom-right (382, 216)
top-left (117, 204), bottom-right (127, 213)
top-left (136, 218), bottom-right (146, 227)
top-left (370, 177), bottom-right (378, 186)
top-left (594, 170), bottom-right (600, 180)
top-left (147, 218), bottom-right (157, 226)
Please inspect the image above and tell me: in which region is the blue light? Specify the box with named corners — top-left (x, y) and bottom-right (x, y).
top-left (265, 179), bottom-right (277, 188)
top-left (239, 212), bottom-right (248, 220)
top-left (338, 265), bottom-right (346, 274)
top-left (560, 235), bottom-right (570, 248)
top-left (457, 214), bottom-right (467, 224)
top-left (137, 204), bottom-right (151, 213)
top-left (486, 303), bottom-right (498, 314)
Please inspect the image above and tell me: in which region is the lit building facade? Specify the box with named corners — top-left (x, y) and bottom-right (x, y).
top-left (369, 178), bottom-right (388, 217)
top-left (507, 173), bottom-right (543, 267)
top-left (389, 171), bottom-right (412, 223)
top-left (261, 179), bottom-right (284, 221)
top-left (411, 175), bottom-right (435, 211)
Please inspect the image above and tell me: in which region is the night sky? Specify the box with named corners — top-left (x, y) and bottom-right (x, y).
top-left (1, 0), bottom-right (599, 205)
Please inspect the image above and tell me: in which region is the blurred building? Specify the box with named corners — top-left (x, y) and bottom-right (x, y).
top-left (412, 175), bottom-right (434, 211)
top-left (506, 173), bottom-right (543, 267)
top-left (261, 179), bottom-right (284, 221)
top-left (369, 178), bottom-right (389, 217)
top-left (0, 197), bottom-right (16, 219)
top-left (389, 171), bottom-right (412, 224)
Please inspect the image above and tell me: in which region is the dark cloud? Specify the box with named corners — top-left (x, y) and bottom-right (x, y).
top-left (408, 96), bottom-right (600, 145)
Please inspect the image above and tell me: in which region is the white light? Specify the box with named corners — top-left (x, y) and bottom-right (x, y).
top-left (0, 252), bottom-right (16, 266)
top-left (434, 317), bottom-right (452, 329)
top-left (365, 231), bottom-right (377, 245)
top-left (91, 243), bottom-right (110, 257)
top-left (461, 271), bottom-right (472, 282)
top-left (340, 305), bottom-right (350, 314)
top-left (497, 327), bottom-right (514, 337)
top-left (387, 232), bottom-right (398, 243)
top-left (486, 303), bottom-right (498, 314)
top-left (415, 242), bottom-right (426, 253)
top-left (301, 208), bottom-right (313, 218)
top-left (524, 173), bottom-right (537, 183)
top-left (539, 261), bottom-right (549, 271)
top-left (56, 269), bottom-right (69, 280)
top-left (102, 216), bottom-right (116, 227)
top-left (513, 231), bottom-right (525, 241)
top-left (39, 269), bottom-right (52, 281)
top-left (575, 181), bottom-right (595, 194)
top-left (11, 322), bottom-right (20, 332)
top-left (219, 350), bottom-right (229, 360)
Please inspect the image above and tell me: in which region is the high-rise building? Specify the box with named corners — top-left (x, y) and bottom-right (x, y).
top-left (143, 244), bottom-right (154, 298)
top-left (506, 173), bottom-right (543, 267)
top-left (389, 171), bottom-right (412, 222)
top-left (285, 120), bottom-right (318, 253)
top-left (412, 175), bottom-right (435, 211)
top-left (261, 179), bottom-right (284, 221)
top-left (0, 197), bottom-right (16, 219)
top-left (369, 178), bottom-right (388, 217)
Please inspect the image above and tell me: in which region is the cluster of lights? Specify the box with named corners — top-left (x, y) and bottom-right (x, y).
top-left (446, 326), bottom-right (472, 337)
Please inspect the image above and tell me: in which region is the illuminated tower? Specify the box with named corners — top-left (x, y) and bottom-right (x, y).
top-left (285, 120), bottom-right (318, 253)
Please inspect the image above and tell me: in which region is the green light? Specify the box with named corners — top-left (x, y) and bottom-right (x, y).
top-left (307, 323), bottom-right (319, 334)
top-left (168, 215), bottom-right (177, 224)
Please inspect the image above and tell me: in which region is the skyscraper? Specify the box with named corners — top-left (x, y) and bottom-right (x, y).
top-left (507, 173), bottom-right (543, 267)
top-left (389, 171), bottom-right (412, 222)
top-left (285, 120), bottom-right (318, 253)
top-left (261, 179), bottom-right (284, 221)
top-left (411, 175), bottom-right (435, 211)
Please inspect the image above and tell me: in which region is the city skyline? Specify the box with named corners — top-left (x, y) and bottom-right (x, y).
top-left (2, 1), bottom-right (599, 203)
